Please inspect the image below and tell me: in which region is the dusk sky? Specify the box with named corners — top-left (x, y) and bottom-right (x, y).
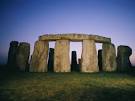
top-left (0, 0), bottom-right (135, 65)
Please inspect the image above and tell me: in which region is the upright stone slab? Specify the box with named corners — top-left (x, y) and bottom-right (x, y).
top-left (71, 51), bottom-right (78, 71)
top-left (81, 40), bottom-right (99, 72)
top-left (117, 45), bottom-right (132, 71)
top-left (30, 40), bottom-right (49, 72)
top-left (16, 42), bottom-right (30, 71)
top-left (7, 41), bottom-right (19, 70)
top-left (54, 40), bottom-right (70, 72)
top-left (78, 58), bottom-right (81, 66)
top-left (102, 43), bottom-right (117, 71)
top-left (48, 48), bottom-right (54, 72)
top-left (98, 49), bottom-right (103, 71)
top-left (78, 58), bottom-right (81, 71)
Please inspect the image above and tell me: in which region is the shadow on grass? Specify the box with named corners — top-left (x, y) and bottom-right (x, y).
top-left (1, 86), bottom-right (134, 101)
top-left (46, 87), bottom-right (135, 101)
top-left (79, 87), bottom-right (135, 101)
top-left (0, 65), bottom-right (135, 101)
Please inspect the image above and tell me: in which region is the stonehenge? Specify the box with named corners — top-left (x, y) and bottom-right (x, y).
top-left (38, 34), bottom-right (112, 72)
top-left (117, 45), bottom-right (132, 71)
top-left (7, 34), bottom-right (133, 73)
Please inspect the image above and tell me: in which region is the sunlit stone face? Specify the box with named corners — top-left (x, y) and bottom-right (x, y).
top-left (81, 40), bottom-right (99, 72)
top-left (54, 40), bottom-right (70, 72)
top-left (30, 41), bottom-right (49, 72)
top-left (29, 34), bottom-right (117, 72)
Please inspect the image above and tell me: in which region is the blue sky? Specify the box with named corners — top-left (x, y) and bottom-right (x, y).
top-left (0, 0), bottom-right (135, 65)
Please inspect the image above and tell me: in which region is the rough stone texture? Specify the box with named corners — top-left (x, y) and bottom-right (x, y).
top-left (16, 42), bottom-right (30, 71)
top-left (78, 58), bottom-right (81, 71)
top-left (78, 58), bottom-right (81, 66)
top-left (117, 45), bottom-right (132, 71)
top-left (39, 34), bottom-right (111, 43)
top-left (7, 41), bottom-right (19, 70)
top-left (102, 43), bottom-right (117, 71)
top-left (98, 49), bottom-right (103, 71)
top-left (30, 41), bottom-right (49, 72)
top-left (54, 40), bottom-right (70, 72)
top-left (71, 51), bottom-right (78, 71)
top-left (48, 48), bottom-right (54, 72)
top-left (81, 40), bottom-right (99, 72)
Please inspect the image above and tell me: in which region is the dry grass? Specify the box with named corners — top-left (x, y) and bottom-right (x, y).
top-left (0, 70), bottom-right (135, 101)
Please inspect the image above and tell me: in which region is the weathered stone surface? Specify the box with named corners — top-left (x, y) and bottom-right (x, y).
top-left (54, 40), bottom-right (70, 72)
top-left (48, 48), bottom-right (54, 72)
top-left (78, 58), bottom-right (81, 71)
top-left (102, 43), bottom-right (117, 71)
top-left (7, 41), bottom-right (19, 70)
top-left (78, 58), bottom-right (81, 66)
top-left (39, 34), bottom-right (111, 43)
top-left (81, 40), bottom-right (99, 72)
top-left (30, 41), bottom-right (49, 72)
top-left (117, 45), bottom-right (132, 71)
top-left (16, 42), bottom-right (30, 71)
top-left (98, 49), bottom-right (103, 71)
top-left (71, 51), bottom-right (78, 71)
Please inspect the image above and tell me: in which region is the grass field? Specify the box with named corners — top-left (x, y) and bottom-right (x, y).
top-left (0, 69), bottom-right (135, 101)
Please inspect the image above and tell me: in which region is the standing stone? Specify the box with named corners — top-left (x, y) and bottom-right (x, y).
top-left (48, 48), bottom-right (54, 72)
top-left (78, 58), bottom-right (81, 71)
top-left (54, 40), bottom-right (70, 72)
top-left (71, 51), bottom-right (78, 71)
top-left (16, 42), bottom-right (30, 71)
top-left (102, 43), bottom-right (117, 71)
top-left (117, 45), bottom-right (132, 71)
top-left (7, 41), bottom-right (19, 70)
top-left (81, 40), bottom-right (99, 72)
top-left (98, 49), bottom-right (103, 71)
top-left (78, 58), bottom-right (81, 66)
top-left (30, 41), bottom-right (49, 72)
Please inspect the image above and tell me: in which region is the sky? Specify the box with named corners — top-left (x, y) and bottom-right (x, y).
top-left (0, 0), bottom-right (135, 65)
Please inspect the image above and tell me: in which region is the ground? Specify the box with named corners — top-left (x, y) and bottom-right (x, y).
top-left (0, 68), bottom-right (135, 101)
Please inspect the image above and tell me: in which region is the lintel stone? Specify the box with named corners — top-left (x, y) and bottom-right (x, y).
top-left (39, 34), bottom-right (111, 43)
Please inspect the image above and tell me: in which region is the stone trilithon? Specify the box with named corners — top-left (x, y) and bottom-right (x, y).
top-left (8, 34), bottom-right (123, 73)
